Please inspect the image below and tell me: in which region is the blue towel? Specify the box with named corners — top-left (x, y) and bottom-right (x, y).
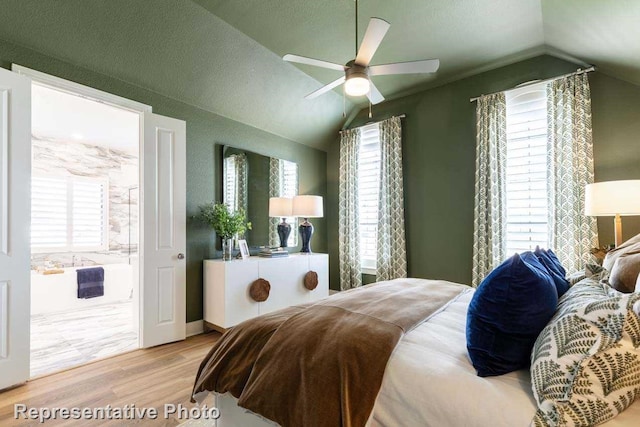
top-left (77, 267), bottom-right (104, 299)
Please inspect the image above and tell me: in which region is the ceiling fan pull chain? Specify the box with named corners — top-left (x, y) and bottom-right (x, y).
top-left (343, 88), bottom-right (346, 118)
top-left (368, 97), bottom-right (372, 119)
top-left (355, 0), bottom-right (359, 57)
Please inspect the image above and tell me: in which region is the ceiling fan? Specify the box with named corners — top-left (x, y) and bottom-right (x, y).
top-left (283, 0), bottom-right (440, 105)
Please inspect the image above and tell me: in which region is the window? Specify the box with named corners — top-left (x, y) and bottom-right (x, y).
top-left (278, 159), bottom-right (298, 247)
top-left (31, 176), bottom-right (108, 252)
top-left (223, 155), bottom-right (239, 212)
top-left (358, 123), bottom-right (381, 272)
top-left (279, 160), bottom-right (298, 199)
top-left (505, 83), bottom-right (548, 254)
top-left (223, 153), bottom-right (248, 217)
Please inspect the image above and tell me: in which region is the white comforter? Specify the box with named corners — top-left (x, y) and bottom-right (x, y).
top-left (368, 285), bottom-right (640, 427)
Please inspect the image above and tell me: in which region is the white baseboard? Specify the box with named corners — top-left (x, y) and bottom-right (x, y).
top-left (186, 320), bottom-right (204, 337)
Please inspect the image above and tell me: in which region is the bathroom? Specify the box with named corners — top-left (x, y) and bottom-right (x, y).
top-left (29, 82), bottom-right (141, 377)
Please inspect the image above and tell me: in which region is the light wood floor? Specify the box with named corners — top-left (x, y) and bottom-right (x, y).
top-left (0, 332), bottom-right (220, 426)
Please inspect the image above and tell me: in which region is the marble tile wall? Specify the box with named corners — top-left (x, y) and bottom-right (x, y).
top-left (32, 137), bottom-right (138, 267)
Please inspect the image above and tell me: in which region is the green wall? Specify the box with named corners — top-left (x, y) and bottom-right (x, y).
top-left (0, 38), bottom-right (328, 322)
top-left (327, 55), bottom-right (640, 289)
top-left (590, 72), bottom-right (640, 245)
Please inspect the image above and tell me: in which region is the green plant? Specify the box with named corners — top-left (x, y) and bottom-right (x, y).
top-left (196, 203), bottom-right (251, 240)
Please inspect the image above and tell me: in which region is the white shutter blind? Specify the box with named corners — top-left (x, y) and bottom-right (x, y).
top-left (72, 180), bottom-right (107, 248)
top-left (31, 176), bottom-right (68, 250)
top-left (280, 159), bottom-right (298, 247)
top-left (280, 160), bottom-right (297, 198)
top-left (358, 123), bottom-right (381, 270)
top-left (31, 176), bottom-right (108, 252)
top-left (505, 84), bottom-right (548, 254)
top-left (223, 156), bottom-right (237, 211)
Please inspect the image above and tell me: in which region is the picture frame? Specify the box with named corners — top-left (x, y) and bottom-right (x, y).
top-left (238, 239), bottom-right (250, 259)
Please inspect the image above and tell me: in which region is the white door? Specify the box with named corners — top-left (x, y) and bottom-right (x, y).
top-left (0, 68), bottom-right (31, 390)
top-left (141, 112), bottom-right (186, 348)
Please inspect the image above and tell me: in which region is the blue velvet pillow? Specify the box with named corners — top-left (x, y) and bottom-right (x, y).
top-left (466, 252), bottom-right (558, 377)
top-left (534, 246), bottom-right (570, 297)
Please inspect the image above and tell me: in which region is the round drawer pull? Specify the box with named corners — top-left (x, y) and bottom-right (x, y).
top-left (304, 271), bottom-right (318, 290)
top-left (249, 278), bottom-right (271, 302)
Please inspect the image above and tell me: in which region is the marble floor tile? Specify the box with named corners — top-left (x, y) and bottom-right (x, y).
top-left (30, 299), bottom-right (139, 378)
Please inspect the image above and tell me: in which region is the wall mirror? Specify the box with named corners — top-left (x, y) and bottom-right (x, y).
top-left (222, 145), bottom-right (298, 248)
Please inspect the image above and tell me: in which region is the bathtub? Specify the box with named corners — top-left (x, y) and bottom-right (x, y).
top-left (31, 263), bottom-right (134, 315)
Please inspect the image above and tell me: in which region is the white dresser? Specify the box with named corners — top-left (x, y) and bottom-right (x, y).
top-left (203, 253), bottom-right (329, 330)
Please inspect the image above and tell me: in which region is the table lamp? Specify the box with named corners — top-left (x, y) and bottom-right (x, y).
top-left (292, 195), bottom-right (323, 253)
top-left (269, 197), bottom-right (293, 248)
top-left (585, 180), bottom-right (640, 247)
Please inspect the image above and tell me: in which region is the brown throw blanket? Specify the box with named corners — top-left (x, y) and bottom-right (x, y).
top-left (192, 278), bottom-right (466, 427)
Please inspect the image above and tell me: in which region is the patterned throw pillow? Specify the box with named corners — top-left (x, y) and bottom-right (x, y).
top-left (530, 279), bottom-right (640, 427)
top-left (584, 263), bottom-right (608, 281)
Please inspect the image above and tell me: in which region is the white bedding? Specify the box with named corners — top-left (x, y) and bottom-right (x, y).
top-left (204, 284), bottom-right (640, 427)
top-left (368, 286), bottom-right (640, 427)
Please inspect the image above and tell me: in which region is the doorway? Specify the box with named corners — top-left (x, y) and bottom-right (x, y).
top-left (0, 65), bottom-right (187, 391)
top-left (28, 80), bottom-right (142, 377)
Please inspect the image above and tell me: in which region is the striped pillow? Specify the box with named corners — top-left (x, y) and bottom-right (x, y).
top-left (530, 279), bottom-right (640, 427)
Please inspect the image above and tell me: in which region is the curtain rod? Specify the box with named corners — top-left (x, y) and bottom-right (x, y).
top-left (340, 114), bottom-right (406, 134)
top-left (469, 66), bottom-right (596, 103)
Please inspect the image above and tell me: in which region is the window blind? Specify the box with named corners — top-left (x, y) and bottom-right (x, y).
top-left (223, 156), bottom-right (238, 212)
top-left (72, 180), bottom-right (107, 248)
top-left (31, 176), bottom-right (108, 252)
top-left (505, 83), bottom-right (549, 254)
top-left (358, 123), bottom-right (381, 271)
top-left (31, 176), bottom-right (68, 250)
top-left (280, 160), bottom-right (298, 199)
top-left (279, 159), bottom-right (298, 247)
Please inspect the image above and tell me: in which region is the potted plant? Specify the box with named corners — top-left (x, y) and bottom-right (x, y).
top-left (196, 203), bottom-right (251, 260)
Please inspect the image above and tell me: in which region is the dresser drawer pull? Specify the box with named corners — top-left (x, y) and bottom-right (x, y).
top-left (304, 271), bottom-right (319, 290)
top-left (249, 278), bottom-right (271, 302)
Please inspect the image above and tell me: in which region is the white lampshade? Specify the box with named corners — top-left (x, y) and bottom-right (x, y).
top-left (292, 195), bottom-right (323, 218)
top-left (269, 197), bottom-right (292, 217)
top-left (585, 180), bottom-right (640, 216)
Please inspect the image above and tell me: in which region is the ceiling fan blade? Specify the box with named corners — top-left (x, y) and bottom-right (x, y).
top-left (283, 54), bottom-right (346, 71)
top-left (305, 76), bottom-right (346, 99)
top-left (354, 18), bottom-right (390, 66)
top-left (367, 80), bottom-right (385, 105)
top-left (369, 59), bottom-right (440, 76)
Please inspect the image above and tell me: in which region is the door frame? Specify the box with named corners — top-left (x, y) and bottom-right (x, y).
top-left (12, 64), bottom-right (151, 356)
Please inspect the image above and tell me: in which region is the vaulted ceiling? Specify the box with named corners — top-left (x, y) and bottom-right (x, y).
top-left (0, 1), bottom-right (638, 151)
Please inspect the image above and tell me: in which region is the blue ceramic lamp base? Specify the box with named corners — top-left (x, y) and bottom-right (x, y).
top-left (299, 219), bottom-right (314, 253)
top-left (277, 220), bottom-right (291, 248)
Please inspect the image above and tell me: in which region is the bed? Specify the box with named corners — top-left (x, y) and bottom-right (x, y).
top-left (191, 279), bottom-right (640, 427)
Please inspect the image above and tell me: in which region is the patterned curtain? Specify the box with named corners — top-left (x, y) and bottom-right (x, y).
top-left (236, 154), bottom-right (248, 214)
top-left (472, 93), bottom-right (507, 287)
top-left (547, 73), bottom-right (598, 273)
top-left (339, 128), bottom-right (362, 290)
top-left (376, 117), bottom-right (407, 281)
top-left (268, 157), bottom-right (281, 247)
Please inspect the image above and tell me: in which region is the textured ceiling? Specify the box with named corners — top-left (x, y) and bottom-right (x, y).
top-left (541, 0), bottom-right (640, 87)
top-left (0, 0), bottom-right (351, 150)
top-left (0, 1), bottom-right (638, 151)
top-left (197, 0), bottom-right (546, 102)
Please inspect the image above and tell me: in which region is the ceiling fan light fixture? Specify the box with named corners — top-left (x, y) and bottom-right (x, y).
top-left (344, 75), bottom-right (370, 96)
top-left (283, 1), bottom-right (439, 103)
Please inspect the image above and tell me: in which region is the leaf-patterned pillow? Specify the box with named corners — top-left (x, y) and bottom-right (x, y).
top-left (530, 279), bottom-right (640, 427)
